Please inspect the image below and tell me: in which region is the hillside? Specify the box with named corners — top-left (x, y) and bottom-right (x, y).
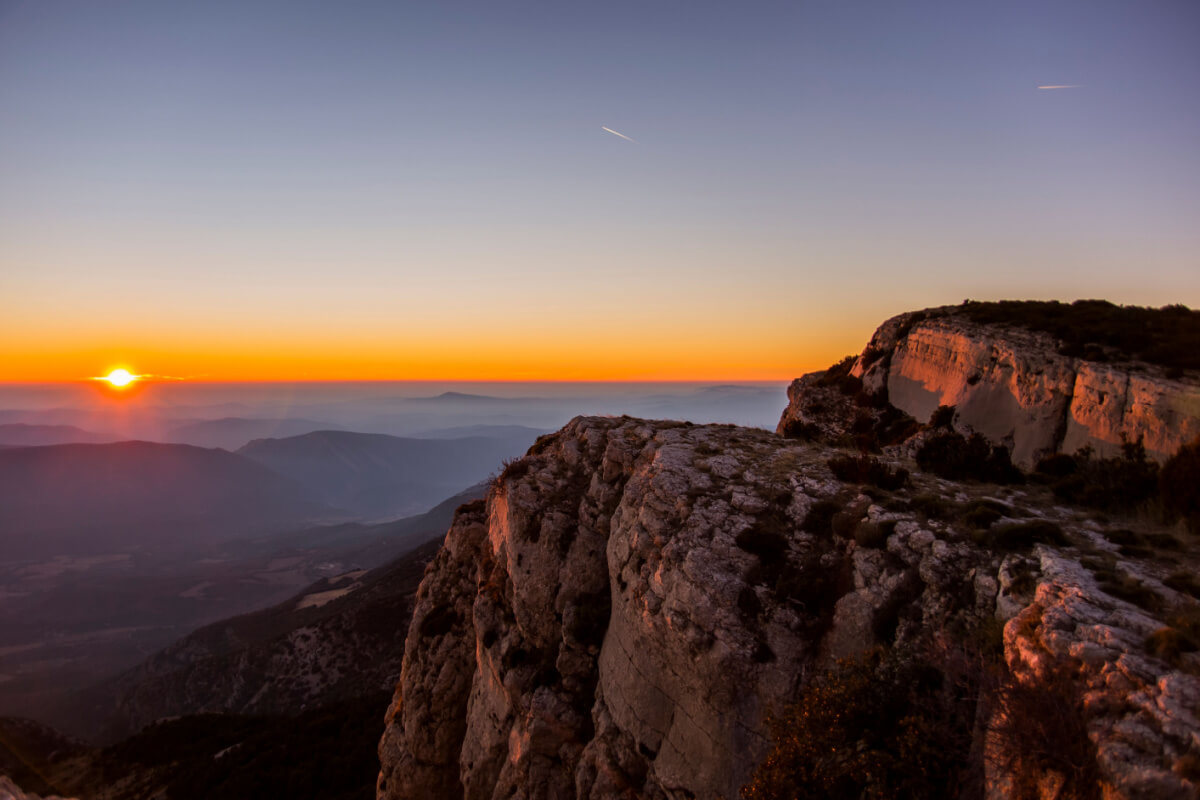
top-left (0, 423), bottom-right (112, 446)
top-left (0, 441), bottom-right (335, 558)
top-left (163, 417), bottom-right (343, 450)
top-left (60, 485), bottom-right (484, 741)
top-left (237, 429), bottom-right (538, 518)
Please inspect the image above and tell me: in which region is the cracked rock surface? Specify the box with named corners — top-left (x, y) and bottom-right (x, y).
top-left (778, 309), bottom-right (1200, 467)
top-left (378, 416), bottom-right (1200, 800)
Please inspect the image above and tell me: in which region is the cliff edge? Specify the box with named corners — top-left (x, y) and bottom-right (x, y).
top-left (378, 414), bottom-right (1200, 799)
top-left (779, 302), bottom-right (1200, 467)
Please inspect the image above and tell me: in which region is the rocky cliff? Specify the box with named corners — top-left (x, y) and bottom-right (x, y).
top-left (377, 416), bottom-right (1200, 799)
top-left (0, 776), bottom-right (76, 800)
top-left (778, 305), bottom-right (1200, 468)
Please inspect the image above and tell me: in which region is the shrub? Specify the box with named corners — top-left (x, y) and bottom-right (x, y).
top-left (980, 520), bottom-right (1068, 551)
top-left (741, 648), bottom-right (980, 800)
top-left (779, 418), bottom-right (820, 440)
top-left (929, 404), bottom-right (956, 429)
top-left (1164, 571), bottom-right (1200, 600)
top-left (1161, 438), bottom-right (1200, 534)
top-left (1097, 573), bottom-right (1162, 612)
top-left (962, 499), bottom-right (1010, 530)
top-left (1039, 441), bottom-right (1159, 513)
top-left (1145, 627), bottom-right (1199, 663)
top-left (853, 519), bottom-right (894, 549)
top-left (909, 493), bottom-right (954, 520)
top-left (735, 526), bottom-right (790, 561)
top-left (1035, 453), bottom-right (1079, 479)
top-left (916, 431), bottom-right (1022, 484)
top-left (954, 299), bottom-right (1200, 372)
top-left (814, 355), bottom-right (857, 387)
top-left (827, 454), bottom-right (909, 490)
top-left (989, 660), bottom-right (1102, 800)
top-left (802, 500), bottom-right (841, 535)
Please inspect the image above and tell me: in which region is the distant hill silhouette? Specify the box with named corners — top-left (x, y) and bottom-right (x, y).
top-left (409, 424), bottom-right (550, 440)
top-left (163, 417), bottom-right (342, 450)
top-left (0, 441), bottom-right (334, 558)
top-left (0, 423), bottom-right (113, 446)
top-left (237, 430), bottom-right (536, 518)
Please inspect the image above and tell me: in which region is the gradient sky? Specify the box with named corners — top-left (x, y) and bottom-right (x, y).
top-left (2, 0), bottom-right (1198, 381)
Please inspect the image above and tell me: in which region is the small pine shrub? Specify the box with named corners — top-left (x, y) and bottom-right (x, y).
top-left (827, 454), bottom-right (909, 490)
top-left (961, 499), bottom-right (1010, 530)
top-left (909, 494), bottom-right (954, 520)
top-left (916, 431), bottom-right (1022, 484)
top-left (989, 660), bottom-right (1102, 800)
top-left (1145, 627), bottom-right (1199, 663)
top-left (980, 520), bottom-right (1068, 551)
top-left (928, 404), bottom-right (956, 429)
top-left (740, 648), bottom-right (979, 800)
top-left (801, 500), bottom-right (840, 535)
top-left (1161, 438), bottom-right (1200, 535)
top-left (1164, 571), bottom-right (1200, 600)
top-left (735, 526), bottom-right (790, 561)
top-left (779, 417), bottom-right (821, 440)
top-left (1097, 574), bottom-right (1163, 612)
top-left (853, 519), bottom-right (894, 549)
top-left (814, 355), bottom-right (857, 387)
top-left (1037, 440), bottom-right (1159, 513)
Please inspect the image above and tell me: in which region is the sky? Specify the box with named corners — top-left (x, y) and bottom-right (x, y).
top-left (2, 0), bottom-right (1198, 381)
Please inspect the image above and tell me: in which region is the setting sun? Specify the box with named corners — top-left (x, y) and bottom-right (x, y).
top-left (102, 368), bottom-right (137, 388)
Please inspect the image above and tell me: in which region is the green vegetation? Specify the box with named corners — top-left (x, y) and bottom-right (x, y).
top-left (975, 520), bottom-right (1068, 552)
top-left (827, 454), bottom-right (909, 490)
top-left (952, 299), bottom-right (1200, 371)
top-left (1033, 437), bottom-right (1200, 536)
top-left (1035, 441), bottom-right (1159, 513)
top-left (98, 693), bottom-right (391, 800)
top-left (740, 648), bottom-right (981, 800)
top-left (1161, 438), bottom-right (1200, 534)
top-left (916, 431), bottom-right (1022, 484)
top-left (742, 641), bottom-right (1102, 800)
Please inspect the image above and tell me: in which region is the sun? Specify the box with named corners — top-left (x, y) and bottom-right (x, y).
top-left (102, 368), bottom-right (137, 388)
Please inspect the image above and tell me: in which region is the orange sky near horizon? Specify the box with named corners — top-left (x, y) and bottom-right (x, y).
top-left (2, 319), bottom-right (865, 383)
top-left (4, 3), bottom-right (1198, 385)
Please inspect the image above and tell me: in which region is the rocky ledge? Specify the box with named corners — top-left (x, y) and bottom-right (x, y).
top-left (377, 416), bottom-right (1200, 800)
top-left (779, 305), bottom-right (1200, 467)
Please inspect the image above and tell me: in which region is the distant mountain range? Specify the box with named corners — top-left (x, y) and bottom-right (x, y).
top-left (0, 441), bottom-right (334, 559)
top-left (77, 489), bottom-right (486, 741)
top-left (162, 417), bottom-right (343, 450)
top-left (237, 429), bottom-right (538, 519)
top-left (0, 423), bottom-right (114, 446)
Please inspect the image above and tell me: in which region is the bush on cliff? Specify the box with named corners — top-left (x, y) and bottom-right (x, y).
top-left (743, 643), bottom-right (1102, 800)
top-left (827, 454), bottom-right (908, 490)
top-left (1161, 438), bottom-right (1200, 535)
top-left (1035, 440), bottom-right (1159, 513)
top-left (954, 299), bottom-right (1200, 371)
top-left (740, 647), bottom-right (981, 800)
top-left (916, 431), bottom-right (1022, 484)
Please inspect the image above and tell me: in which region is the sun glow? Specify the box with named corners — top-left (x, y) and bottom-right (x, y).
top-left (100, 368), bottom-right (137, 388)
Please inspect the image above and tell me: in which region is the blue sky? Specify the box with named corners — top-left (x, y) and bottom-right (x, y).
top-left (2, 0), bottom-right (1198, 379)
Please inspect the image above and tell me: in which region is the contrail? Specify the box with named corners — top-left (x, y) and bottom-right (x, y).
top-left (1037, 84), bottom-right (1082, 90)
top-left (601, 126), bottom-right (636, 142)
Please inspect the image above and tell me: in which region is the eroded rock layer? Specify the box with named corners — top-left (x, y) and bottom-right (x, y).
top-left (778, 310), bottom-right (1200, 466)
top-left (378, 417), bottom-right (1199, 800)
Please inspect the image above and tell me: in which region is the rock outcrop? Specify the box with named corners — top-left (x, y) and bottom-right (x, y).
top-left (778, 308), bottom-right (1200, 467)
top-left (378, 416), bottom-right (1200, 799)
top-left (0, 776), bottom-right (76, 800)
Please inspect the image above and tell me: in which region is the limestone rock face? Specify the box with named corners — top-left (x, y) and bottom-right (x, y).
top-left (778, 311), bottom-right (1200, 467)
top-left (376, 416), bottom-right (1198, 800)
